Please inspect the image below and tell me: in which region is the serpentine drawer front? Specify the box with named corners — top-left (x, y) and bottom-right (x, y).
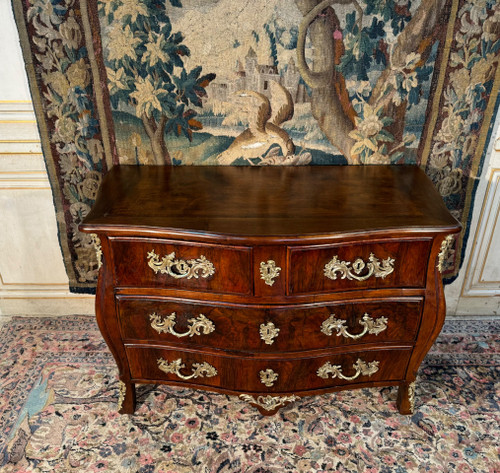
top-left (79, 165), bottom-right (461, 416)
top-left (125, 346), bottom-right (412, 393)
top-left (116, 296), bottom-right (423, 351)
top-left (109, 238), bottom-right (252, 295)
top-left (288, 239), bottom-right (432, 294)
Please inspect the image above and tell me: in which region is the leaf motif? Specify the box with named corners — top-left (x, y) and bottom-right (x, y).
top-left (376, 129), bottom-right (395, 142)
top-left (348, 130), bottom-right (364, 141)
top-left (403, 133), bottom-right (417, 144)
top-left (188, 119), bottom-right (203, 130)
top-left (450, 52), bottom-right (464, 67)
top-left (363, 138), bottom-right (378, 152)
top-left (390, 151), bottom-right (405, 161)
top-left (350, 141), bottom-right (367, 156)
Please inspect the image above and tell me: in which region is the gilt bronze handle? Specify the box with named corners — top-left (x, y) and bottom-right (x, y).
top-left (324, 253), bottom-right (394, 281)
top-left (320, 313), bottom-right (388, 340)
top-left (149, 312), bottom-right (215, 338)
top-left (157, 358), bottom-right (217, 380)
top-left (147, 250), bottom-right (215, 279)
top-left (317, 358), bottom-right (380, 381)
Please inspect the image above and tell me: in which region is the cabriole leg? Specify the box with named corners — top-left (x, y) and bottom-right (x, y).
top-left (397, 381), bottom-right (416, 415)
top-left (117, 379), bottom-right (136, 414)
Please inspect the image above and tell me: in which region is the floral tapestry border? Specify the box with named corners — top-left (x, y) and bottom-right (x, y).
top-left (12, 0), bottom-right (116, 292)
top-left (11, 0), bottom-right (500, 290)
top-left (420, 0), bottom-right (500, 280)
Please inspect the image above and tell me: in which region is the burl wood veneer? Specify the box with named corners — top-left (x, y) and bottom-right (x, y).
top-left (80, 165), bottom-right (460, 416)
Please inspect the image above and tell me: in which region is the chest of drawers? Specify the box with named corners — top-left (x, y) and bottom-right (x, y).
top-left (80, 165), bottom-right (460, 416)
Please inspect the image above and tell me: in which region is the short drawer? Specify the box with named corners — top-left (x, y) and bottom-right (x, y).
top-left (126, 346), bottom-right (412, 393)
top-left (117, 296), bottom-right (423, 351)
top-left (109, 238), bottom-right (252, 295)
top-left (288, 239), bottom-right (432, 294)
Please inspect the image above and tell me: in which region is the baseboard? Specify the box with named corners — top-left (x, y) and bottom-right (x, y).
top-left (0, 294), bottom-right (95, 316)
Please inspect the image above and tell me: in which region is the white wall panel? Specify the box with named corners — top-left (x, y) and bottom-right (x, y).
top-left (0, 1), bottom-right (93, 316)
top-left (445, 122), bottom-right (500, 316)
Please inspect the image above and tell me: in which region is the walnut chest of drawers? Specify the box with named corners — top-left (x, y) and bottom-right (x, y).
top-left (80, 165), bottom-right (460, 416)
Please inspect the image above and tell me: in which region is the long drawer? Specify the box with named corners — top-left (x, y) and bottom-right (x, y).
top-left (288, 239), bottom-right (432, 294)
top-left (109, 237), bottom-right (432, 297)
top-left (126, 346), bottom-right (412, 393)
top-left (109, 238), bottom-right (252, 295)
top-left (117, 296), bottom-right (423, 352)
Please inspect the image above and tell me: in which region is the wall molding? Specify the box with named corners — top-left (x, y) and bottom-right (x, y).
top-left (0, 102), bottom-right (41, 153)
top-left (0, 171), bottom-right (49, 188)
top-left (461, 168), bottom-right (500, 297)
top-left (0, 100), bottom-right (94, 314)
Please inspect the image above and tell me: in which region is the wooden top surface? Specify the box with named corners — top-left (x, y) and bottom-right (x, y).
top-left (80, 165), bottom-right (460, 237)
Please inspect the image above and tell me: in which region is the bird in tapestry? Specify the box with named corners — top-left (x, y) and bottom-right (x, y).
top-left (217, 80), bottom-right (296, 164)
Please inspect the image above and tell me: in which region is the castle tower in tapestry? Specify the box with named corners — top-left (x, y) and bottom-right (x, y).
top-left (282, 57), bottom-right (306, 103)
top-left (207, 47), bottom-right (310, 104)
top-left (245, 47), bottom-right (258, 91)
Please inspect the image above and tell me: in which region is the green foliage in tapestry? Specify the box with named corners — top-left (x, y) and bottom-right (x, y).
top-left (264, 23), bottom-right (279, 67)
top-left (99, 0), bottom-right (215, 164)
top-left (332, 0), bottom-right (435, 163)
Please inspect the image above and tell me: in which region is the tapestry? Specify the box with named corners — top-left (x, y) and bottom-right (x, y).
top-left (12, 0), bottom-right (500, 291)
top-left (1, 316), bottom-right (498, 472)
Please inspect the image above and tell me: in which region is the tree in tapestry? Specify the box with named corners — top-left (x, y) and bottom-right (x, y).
top-left (294, 0), bottom-right (438, 164)
top-left (99, 0), bottom-right (215, 164)
top-left (98, 0), bottom-right (442, 165)
top-left (100, 0), bottom-right (498, 173)
top-left (295, 0), bottom-right (498, 174)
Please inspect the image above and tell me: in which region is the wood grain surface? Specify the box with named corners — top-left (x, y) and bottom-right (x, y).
top-left (80, 165), bottom-right (461, 415)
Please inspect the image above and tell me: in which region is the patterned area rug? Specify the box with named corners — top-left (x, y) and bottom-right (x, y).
top-left (0, 316), bottom-right (498, 472)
